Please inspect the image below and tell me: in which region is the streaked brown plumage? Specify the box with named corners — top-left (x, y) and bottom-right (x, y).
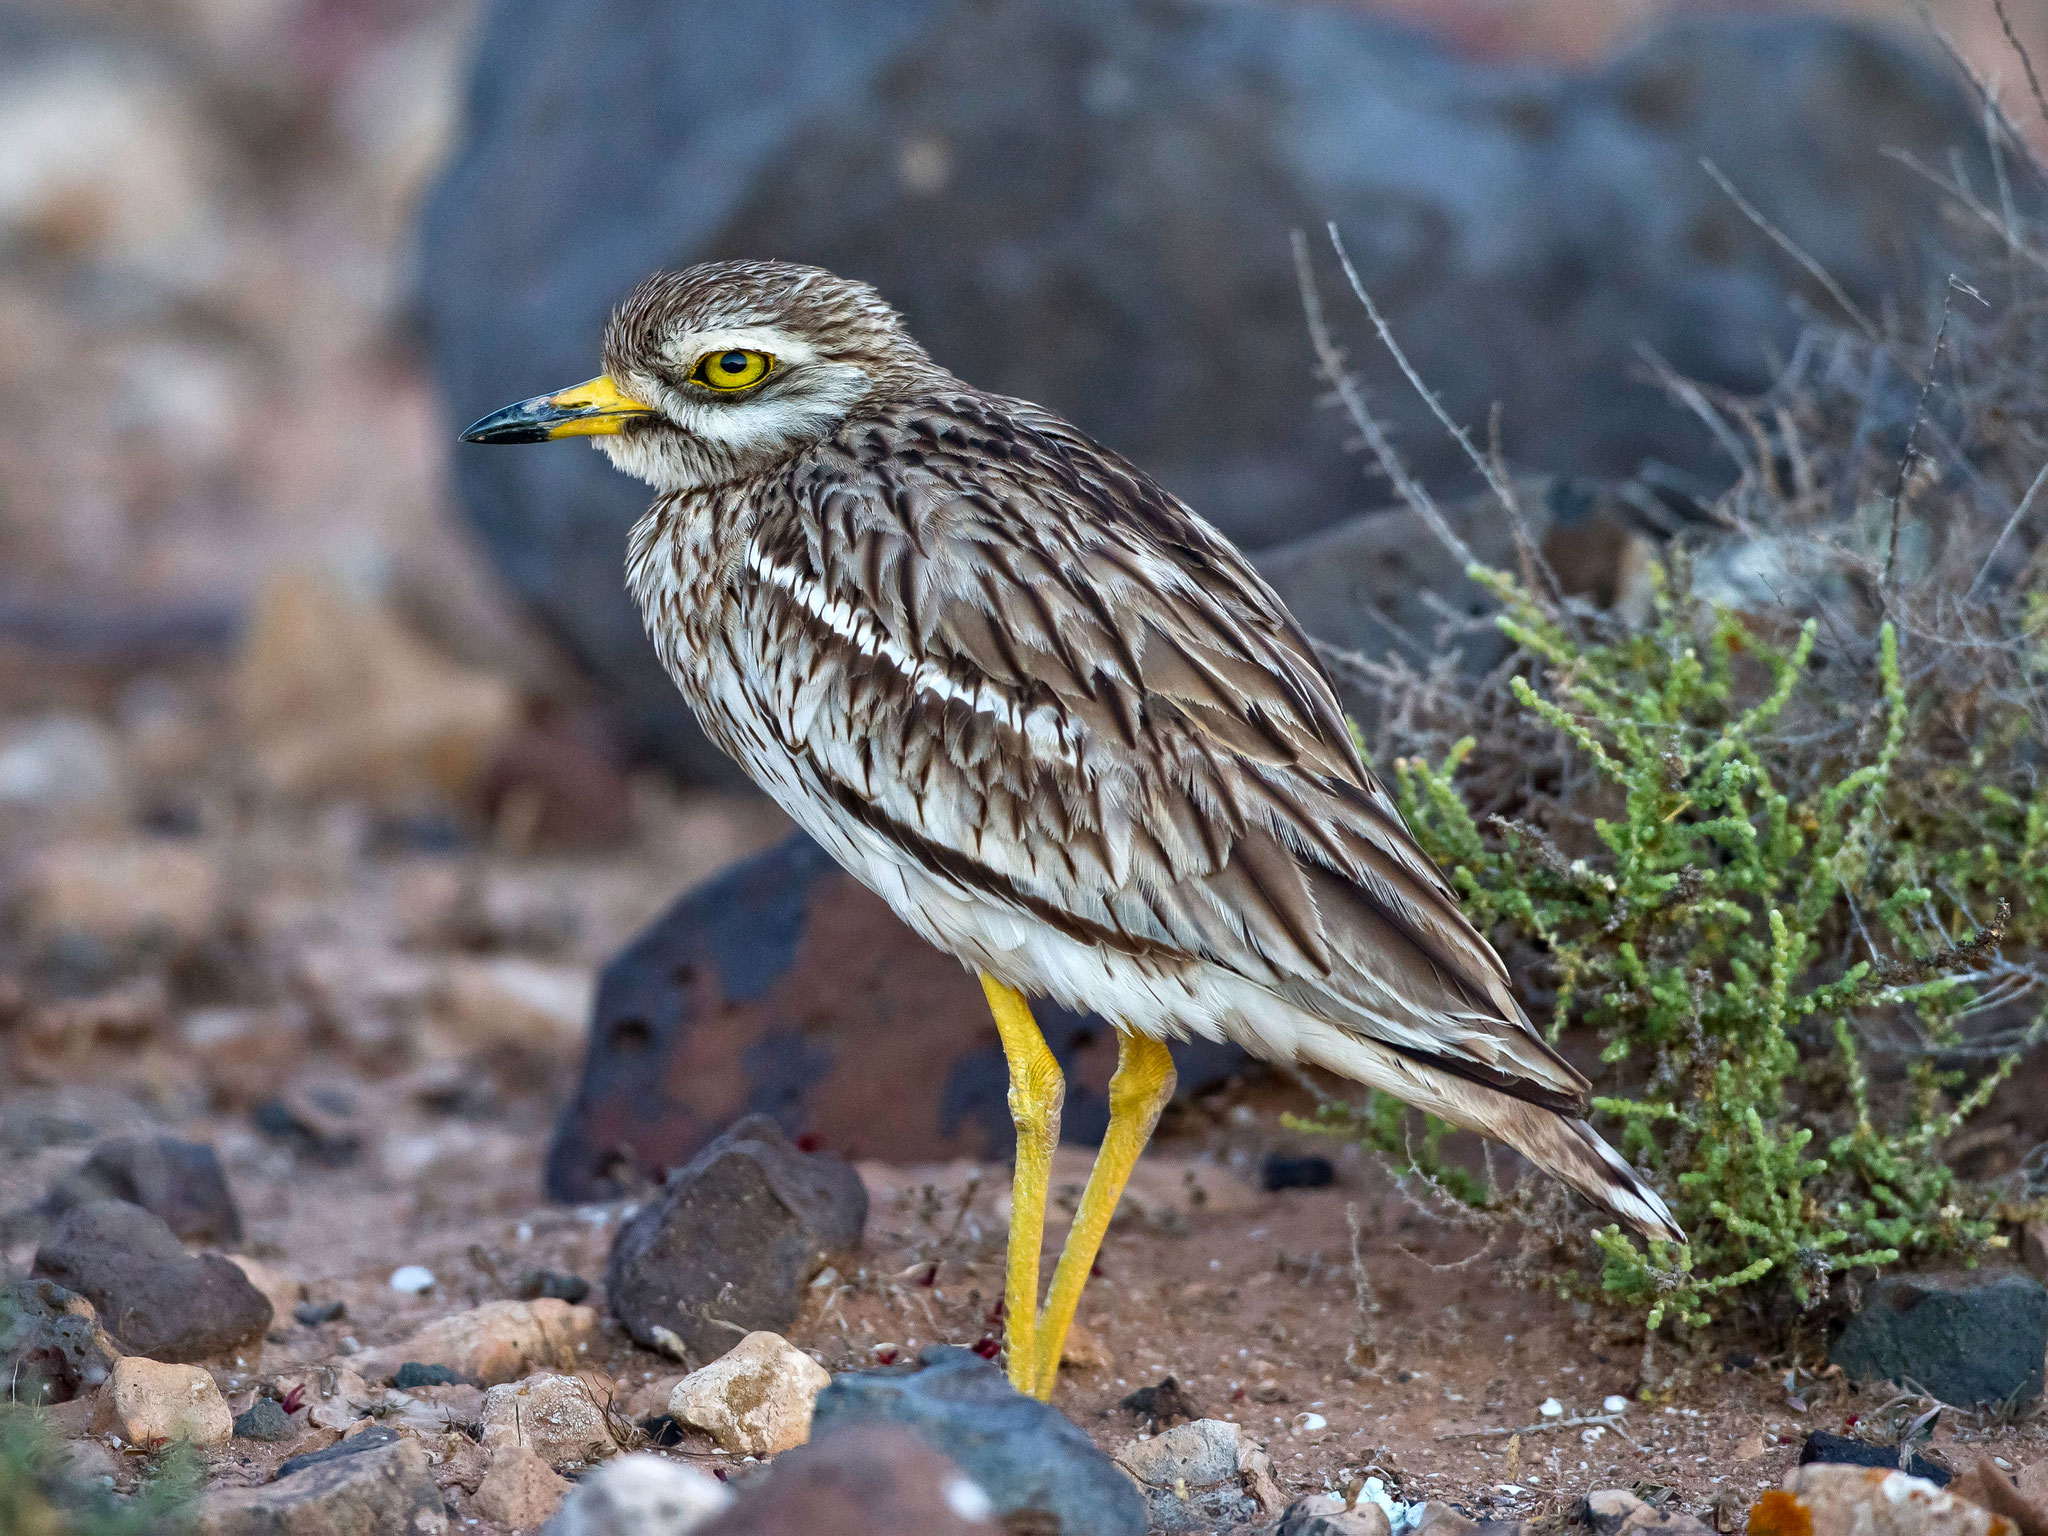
top-left (464, 258), bottom-right (1681, 1395)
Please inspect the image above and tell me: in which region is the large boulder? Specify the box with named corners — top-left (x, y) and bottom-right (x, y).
top-left (546, 830), bottom-right (1247, 1200)
top-left (421, 0), bottom-right (2009, 776)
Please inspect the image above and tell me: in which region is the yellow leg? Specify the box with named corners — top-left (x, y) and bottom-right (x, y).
top-left (980, 972), bottom-right (1064, 1397)
top-left (1033, 1030), bottom-right (1176, 1399)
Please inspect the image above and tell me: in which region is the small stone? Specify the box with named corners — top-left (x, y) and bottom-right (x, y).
top-left (1119, 1375), bottom-right (1201, 1430)
top-left (607, 1114), bottom-right (866, 1361)
top-left (32, 1200), bottom-right (271, 1362)
top-left (541, 1451), bottom-right (732, 1535)
top-left (232, 1398), bottom-right (294, 1442)
top-left (1603, 1395), bottom-right (1629, 1413)
top-left (1799, 1431), bottom-right (1951, 1486)
top-left (1540, 1397), bottom-right (1564, 1417)
top-left (1059, 1318), bottom-right (1110, 1370)
top-left (355, 1298), bottom-right (603, 1387)
top-left (103, 1356), bottom-right (232, 1449)
top-left (1752, 1466), bottom-right (2013, 1536)
top-left (692, 1423), bottom-right (1000, 1534)
top-left (390, 1361), bottom-right (466, 1390)
top-left (1118, 1417), bottom-right (1285, 1532)
top-left (474, 1442), bottom-right (571, 1528)
top-left (481, 1372), bottom-right (619, 1467)
top-left (196, 1436), bottom-right (447, 1536)
top-left (519, 1268), bottom-right (593, 1304)
top-left (252, 1084), bottom-right (364, 1164)
top-left (295, 1298), bottom-right (346, 1326)
top-left (0, 1275), bottom-right (122, 1405)
top-left (668, 1330), bottom-right (831, 1456)
top-left (434, 955), bottom-right (594, 1056)
top-left (225, 1256), bottom-right (304, 1329)
top-left (1829, 1270), bottom-right (2046, 1406)
top-left (1581, 1488), bottom-right (1718, 1536)
top-left (388, 1264), bottom-right (436, 1295)
top-left (1276, 1495), bottom-right (1394, 1536)
top-left (813, 1346), bottom-right (1145, 1536)
top-left (46, 1134), bottom-right (244, 1246)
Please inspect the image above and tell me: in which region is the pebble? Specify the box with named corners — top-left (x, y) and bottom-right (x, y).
top-left (474, 1442), bottom-right (571, 1529)
top-left (668, 1330), bottom-right (831, 1457)
top-left (101, 1356), bottom-right (232, 1449)
top-left (355, 1297), bottom-right (601, 1387)
top-left (606, 1113), bottom-right (866, 1361)
top-left (481, 1372), bottom-right (619, 1467)
top-left (541, 1451), bottom-right (733, 1535)
top-left (388, 1264), bottom-right (436, 1294)
top-left (1117, 1417), bottom-right (1286, 1532)
top-left (1602, 1395), bottom-right (1629, 1413)
top-left (295, 1299), bottom-right (346, 1326)
top-left (1539, 1398), bottom-right (1564, 1417)
top-left (232, 1397), bottom-right (295, 1443)
top-left (815, 1346), bottom-right (1144, 1536)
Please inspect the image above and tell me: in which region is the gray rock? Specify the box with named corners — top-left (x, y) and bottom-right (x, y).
top-left (196, 1436), bottom-right (447, 1536)
top-left (810, 1345), bottom-right (1145, 1536)
top-left (233, 1398), bottom-right (295, 1443)
top-left (605, 1113), bottom-right (866, 1360)
top-left (1579, 1489), bottom-right (1717, 1536)
top-left (1794, 1432), bottom-right (1949, 1486)
top-left (1830, 1270), bottom-right (2047, 1406)
top-left (46, 1134), bottom-right (243, 1247)
top-left (1272, 1496), bottom-right (1393, 1536)
top-left (30, 1200), bottom-right (272, 1363)
top-left (277, 1425), bottom-right (404, 1480)
top-left (1119, 1417), bottom-right (1285, 1531)
top-left (0, 1275), bottom-right (121, 1405)
top-left (542, 1452), bottom-right (732, 1536)
top-left (694, 1423), bottom-right (999, 1535)
top-left (422, 0), bottom-right (2011, 777)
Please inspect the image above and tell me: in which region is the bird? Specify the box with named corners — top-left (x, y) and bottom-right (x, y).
top-left (462, 259), bottom-right (1683, 1401)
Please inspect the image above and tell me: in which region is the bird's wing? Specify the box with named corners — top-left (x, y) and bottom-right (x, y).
top-left (739, 392), bottom-right (1587, 1113)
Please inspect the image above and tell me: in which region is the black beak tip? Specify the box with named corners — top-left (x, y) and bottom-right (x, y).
top-left (460, 402), bottom-right (555, 445)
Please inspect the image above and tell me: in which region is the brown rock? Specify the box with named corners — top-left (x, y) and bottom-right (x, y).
top-left (1582, 1489), bottom-right (1716, 1536)
top-left (668, 1331), bottom-right (830, 1456)
top-left (100, 1356), bottom-right (231, 1449)
top-left (225, 1255), bottom-right (304, 1328)
top-left (1117, 1417), bottom-right (1285, 1531)
top-left (480, 1372), bottom-right (618, 1467)
top-left (232, 568), bottom-right (517, 805)
top-left (432, 956), bottom-right (593, 1056)
top-left (473, 1442), bottom-right (570, 1528)
top-left (196, 1436), bottom-right (448, 1535)
top-left (1754, 1466), bottom-right (2019, 1536)
top-left (21, 839), bottom-right (222, 945)
top-left (354, 1298), bottom-right (602, 1387)
top-left (47, 1133), bottom-right (245, 1246)
top-left (698, 1423), bottom-right (1000, 1535)
top-left (32, 1200), bottom-right (271, 1362)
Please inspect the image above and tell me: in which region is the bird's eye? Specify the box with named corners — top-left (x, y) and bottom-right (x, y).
top-left (691, 349), bottom-right (773, 391)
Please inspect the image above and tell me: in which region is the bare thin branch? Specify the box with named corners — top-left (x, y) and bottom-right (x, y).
top-left (1700, 158), bottom-right (1877, 339)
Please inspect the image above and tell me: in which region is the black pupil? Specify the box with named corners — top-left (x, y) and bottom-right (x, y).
top-left (718, 352), bottom-right (748, 374)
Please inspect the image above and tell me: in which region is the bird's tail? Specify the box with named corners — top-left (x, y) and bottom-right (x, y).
top-left (1486, 1102), bottom-right (1684, 1245)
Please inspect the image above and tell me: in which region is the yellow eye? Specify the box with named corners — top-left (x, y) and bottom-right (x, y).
top-left (691, 348), bottom-right (773, 391)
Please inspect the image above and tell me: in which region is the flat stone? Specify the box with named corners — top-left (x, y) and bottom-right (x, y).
top-left (0, 1275), bottom-right (122, 1405)
top-left (278, 1424), bottom-right (402, 1479)
top-left (354, 1297), bottom-right (601, 1386)
top-left (1830, 1270), bottom-right (2047, 1406)
top-left (481, 1372), bottom-right (619, 1467)
top-left (669, 1331), bottom-right (831, 1456)
top-left (101, 1356), bottom-right (232, 1449)
top-left (547, 833), bottom-right (1247, 1199)
top-left (197, 1436), bottom-right (447, 1536)
top-left (474, 1442), bottom-right (571, 1529)
top-left (46, 1134), bottom-right (244, 1246)
top-left (542, 1452), bottom-right (733, 1535)
top-left (1752, 1466), bottom-right (2013, 1536)
top-left (1118, 1417), bottom-right (1285, 1531)
top-left (32, 1200), bottom-right (271, 1362)
top-left (606, 1112), bottom-right (866, 1361)
top-left (811, 1345), bottom-right (1145, 1536)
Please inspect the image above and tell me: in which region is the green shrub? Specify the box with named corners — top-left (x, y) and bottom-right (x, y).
top-left (0, 1408), bottom-right (199, 1536)
top-left (1289, 206), bottom-right (2048, 1336)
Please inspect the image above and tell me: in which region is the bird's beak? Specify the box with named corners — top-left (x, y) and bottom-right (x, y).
top-left (460, 375), bottom-right (658, 444)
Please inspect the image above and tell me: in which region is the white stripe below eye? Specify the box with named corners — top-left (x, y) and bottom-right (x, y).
top-left (745, 538), bottom-right (1076, 764)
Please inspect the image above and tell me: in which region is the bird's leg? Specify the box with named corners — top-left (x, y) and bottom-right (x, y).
top-left (1032, 1030), bottom-right (1176, 1399)
top-left (980, 972), bottom-right (1065, 1397)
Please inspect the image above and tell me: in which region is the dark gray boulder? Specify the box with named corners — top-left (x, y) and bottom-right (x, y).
top-left (605, 1112), bottom-right (867, 1361)
top-left (1829, 1270), bottom-right (2047, 1407)
top-left (30, 1200), bottom-right (272, 1363)
top-left (811, 1346), bottom-right (1146, 1536)
top-left (422, 0), bottom-right (2010, 776)
top-left (0, 1276), bottom-right (121, 1405)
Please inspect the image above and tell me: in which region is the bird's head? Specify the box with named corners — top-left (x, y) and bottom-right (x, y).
top-left (461, 260), bottom-right (933, 492)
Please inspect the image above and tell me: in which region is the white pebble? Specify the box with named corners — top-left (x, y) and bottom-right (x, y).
top-left (1603, 1394), bottom-right (1629, 1413)
top-left (1296, 1412), bottom-right (1328, 1432)
top-left (388, 1265), bottom-right (436, 1294)
top-left (1539, 1397), bottom-right (1563, 1418)
top-left (944, 1475), bottom-right (995, 1522)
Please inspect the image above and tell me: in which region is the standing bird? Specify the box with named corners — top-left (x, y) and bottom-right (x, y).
top-left (463, 260), bottom-right (1682, 1400)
